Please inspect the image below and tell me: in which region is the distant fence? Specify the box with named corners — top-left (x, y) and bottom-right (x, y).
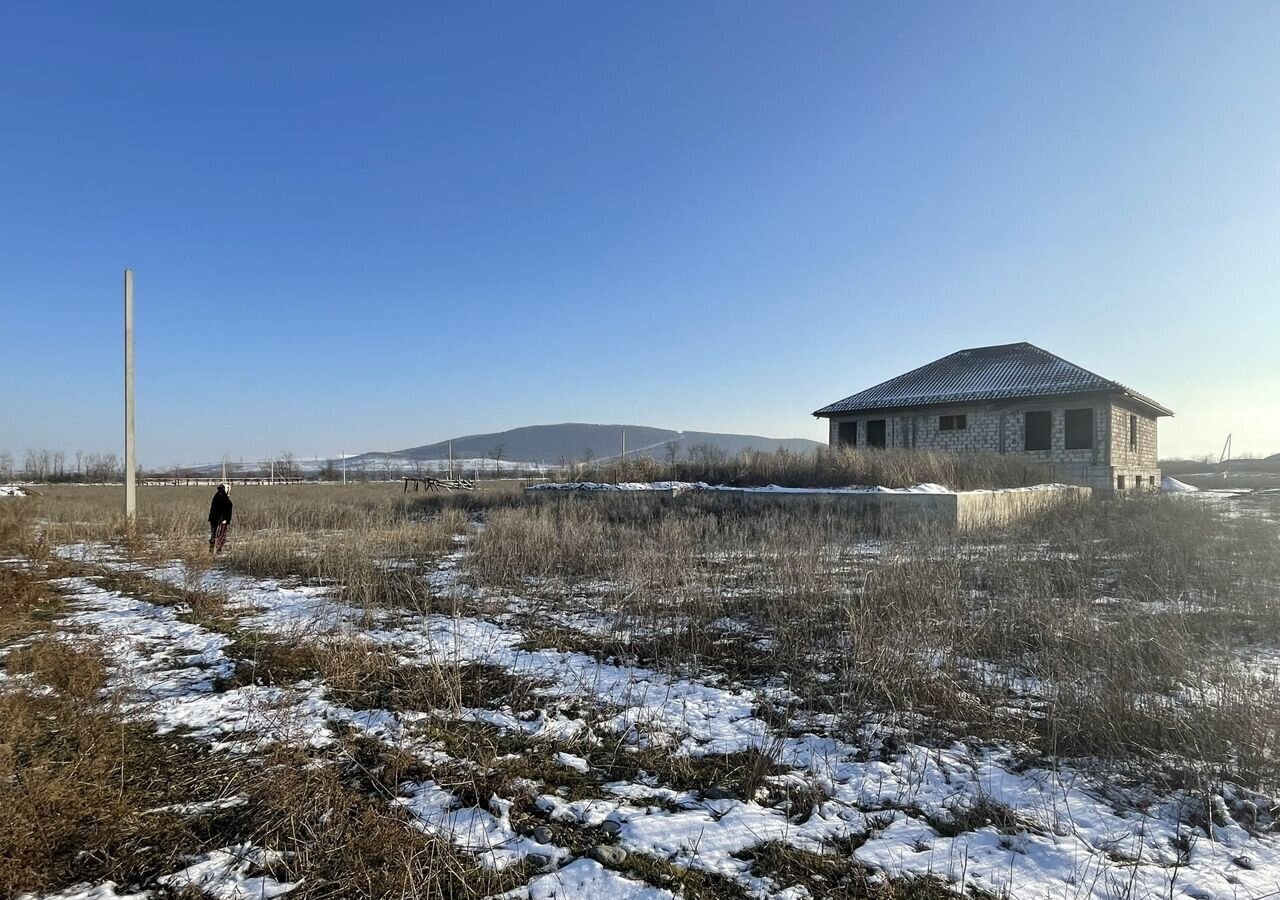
top-left (143, 476), bottom-right (308, 486)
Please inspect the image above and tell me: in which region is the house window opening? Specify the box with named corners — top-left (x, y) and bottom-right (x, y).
top-left (940, 414), bottom-right (967, 431)
top-left (1117, 475), bottom-right (1126, 490)
top-left (837, 421), bottom-right (858, 446)
top-left (1064, 408), bottom-right (1094, 450)
top-left (1024, 411), bottom-right (1052, 451)
top-left (1129, 415), bottom-right (1138, 452)
top-left (866, 419), bottom-right (887, 448)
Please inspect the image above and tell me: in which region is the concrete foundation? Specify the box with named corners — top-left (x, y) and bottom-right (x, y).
top-left (527, 484), bottom-right (1092, 530)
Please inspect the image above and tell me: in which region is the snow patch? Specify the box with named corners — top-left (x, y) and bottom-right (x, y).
top-left (501, 858), bottom-right (677, 899)
top-left (157, 845), bottom-right (300, 899)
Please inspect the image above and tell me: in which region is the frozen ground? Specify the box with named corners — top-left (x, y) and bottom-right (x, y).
top-left (10, 540), bottom-right (1280, 900)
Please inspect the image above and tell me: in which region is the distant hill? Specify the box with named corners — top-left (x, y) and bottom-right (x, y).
top-left (1161, 454), bottom-right (1280, 475)
top-left (360, 423), bottom-right (823, 465)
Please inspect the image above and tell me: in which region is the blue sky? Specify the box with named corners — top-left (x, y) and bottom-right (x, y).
top-left (2, 2), bottom-right (1277, 466)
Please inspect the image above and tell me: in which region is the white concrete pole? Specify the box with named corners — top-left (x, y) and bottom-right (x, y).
top-left (124, 269), bottom-right (137, 524)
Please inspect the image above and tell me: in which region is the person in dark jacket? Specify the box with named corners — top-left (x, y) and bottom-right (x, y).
top-left (208, 484), bottom-right (233, 551)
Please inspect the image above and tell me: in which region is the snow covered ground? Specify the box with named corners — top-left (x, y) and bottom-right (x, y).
top-left (11, 539), bottom-right (1280, 900)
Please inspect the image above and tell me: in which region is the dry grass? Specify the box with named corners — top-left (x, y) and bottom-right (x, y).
top-left (0, 560), bottom-right (225, 898)
top-left (465, 491), bottom-right (1280, 789)
top-left (35, 484), bottom-right (475, 612)
top-left (0, 555), bottom-right (535, 900)
top-left (559, 445), bottom-right (1053, 490)
top-left (732, 842), bottom-right (986, 900)
top-left (0, 681), bottom-right (531, 900)
top-left (7, 474), bottom-right (1280, 896)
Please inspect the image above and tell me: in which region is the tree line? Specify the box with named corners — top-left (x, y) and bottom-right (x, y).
top-left (1, 449), bottom-right (127, 483)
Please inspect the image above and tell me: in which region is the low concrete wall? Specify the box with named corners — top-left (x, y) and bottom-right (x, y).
top-left (954, 485), bottom-right (1092, 528)
top-left (701, 490), bottom-right (961, 529)
top-left (527, 485), bottom-right (1092, 530)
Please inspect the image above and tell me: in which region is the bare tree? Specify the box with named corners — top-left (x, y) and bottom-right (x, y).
top-left (83, 453), bottom-right (121, 482)
top-left (0, 450), bottom-right (12, 482)
top-left (23, 449), bottom-right (51, 481)
top-left (687, 443), bottom-right (727, 466)
top-left (490, 444), bottom-right (505, 478)
top-left (278, 450), bottom-right (299, 479)
top-left (102, 453), bottom-right (122, 481)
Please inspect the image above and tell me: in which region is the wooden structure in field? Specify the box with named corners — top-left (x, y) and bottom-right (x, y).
top-left (403, 476), bottom-right (475, 493)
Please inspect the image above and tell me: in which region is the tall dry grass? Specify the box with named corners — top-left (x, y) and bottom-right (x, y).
top-left (34, 484), bottom-right (475, 610)
top-left (560, 445), bottom-right (1053, 490)
top-left (19, 481), bottom-right (1280, 787)
top-left (0, 507), bottom-right (537, 900)
top-left (465, 492), bottom-right (1280, 790)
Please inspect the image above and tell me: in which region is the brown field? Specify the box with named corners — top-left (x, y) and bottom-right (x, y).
top-left (3, 469), bottom-right (1279, 899)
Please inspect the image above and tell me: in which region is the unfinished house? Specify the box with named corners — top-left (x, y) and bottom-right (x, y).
top-left (813, 342), bottom-right (1172, 492)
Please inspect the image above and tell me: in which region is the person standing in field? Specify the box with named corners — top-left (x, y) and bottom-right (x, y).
top-left (208, 484), bottom-right (233, 552)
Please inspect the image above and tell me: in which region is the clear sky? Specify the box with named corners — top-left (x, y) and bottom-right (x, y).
top-left (2, 2), bottom-right (1277, 467)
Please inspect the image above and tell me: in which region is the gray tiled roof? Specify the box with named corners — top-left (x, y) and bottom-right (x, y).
top-left (814, 342), bottom-right (1172, 417)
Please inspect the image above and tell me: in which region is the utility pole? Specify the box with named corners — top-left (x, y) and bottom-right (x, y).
top-left (124, 269), bottom-right (137, 524)
top-left (448, 441), bottom-right (453, 479)
top-left (342, 450), bottom-right (347, 485)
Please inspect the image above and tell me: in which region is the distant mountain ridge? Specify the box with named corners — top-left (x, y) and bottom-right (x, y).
top-left (358, 423), bottom-right (823, 465)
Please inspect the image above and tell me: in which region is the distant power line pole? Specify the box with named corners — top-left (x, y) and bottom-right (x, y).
top-left (124, 269), bottom-right (137, 524)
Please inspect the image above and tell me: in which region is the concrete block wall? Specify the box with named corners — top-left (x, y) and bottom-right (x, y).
top-left (954, 485), bottom-right (1092, 527)
top-left (825, 397), bottom-right (1163, 494)
top-left (533, 485), bottom-right (1093, 530)
top-left (1108, 401), bottom-right (1159, 469)
top-left (1106, 401), bottom-right (1161, 492)
top-left (828, 400), bottom-right (1110, 464)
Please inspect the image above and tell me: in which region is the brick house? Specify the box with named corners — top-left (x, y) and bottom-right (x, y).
top-left (813, 342), bottom-right (1172, 492)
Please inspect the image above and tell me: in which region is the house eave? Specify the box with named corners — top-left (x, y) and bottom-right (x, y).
top-left (814, 389), bottom-right (1173, 420)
